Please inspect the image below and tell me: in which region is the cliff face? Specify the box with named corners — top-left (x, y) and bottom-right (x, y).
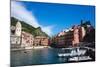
top-left (11, 17), bottom-right (49, 37)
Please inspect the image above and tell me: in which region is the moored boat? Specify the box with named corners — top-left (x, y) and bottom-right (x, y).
top-left (57, 47), bottom-right (93, 61)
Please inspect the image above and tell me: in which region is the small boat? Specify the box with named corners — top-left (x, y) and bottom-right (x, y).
top-left (58, 47), bottom-right (87, 57)
top-left (57, 47), bottom-right (93, 61)
top-left (69, 56), bottom-right (92, 61)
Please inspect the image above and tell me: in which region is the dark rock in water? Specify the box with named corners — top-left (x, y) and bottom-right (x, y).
top-left (24, 51), bottom-right (27, 53)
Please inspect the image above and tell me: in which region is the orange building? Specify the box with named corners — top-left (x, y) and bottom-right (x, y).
top-left (79, 26), bottom-right (86, 41)
top-left (53, 25), bottom-right (86, 47)
top-left (21, 31), bottom-right (34, 48)
top-left (65, 29), bottom-right (74, 47)
top-left (72, 26), bottom-right (79, 47)
top-left (34, 36), bottom-right (49, 46)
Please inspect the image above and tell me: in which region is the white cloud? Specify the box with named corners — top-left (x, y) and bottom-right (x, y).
top-left (11, 1), bottom-right (54, 36)
top-left (11, 1), bottom-right (40, 27)
top-left (41, 25), bottom-right (55, 36)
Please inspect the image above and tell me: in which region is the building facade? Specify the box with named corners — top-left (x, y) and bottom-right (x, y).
top-left (34, 36), bottom-right (49, 46)
top-left (10, 21), bottom-right (22, 49)
top-left (56, 31), bottom-right (67, 47)
top-left (10, 21), bottom-right (34, 49)
top-left (72, 26), bottom-right (79, 47)
top-left (21, 31), bottom-right (34, 48)
top-left (79, 26), bottom-right (86, 41)
top-left (53, 25), bottom-right (86, 47)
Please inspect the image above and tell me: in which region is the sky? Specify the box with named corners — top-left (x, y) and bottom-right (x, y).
top-left (11, 1), bottom-right (95, 36)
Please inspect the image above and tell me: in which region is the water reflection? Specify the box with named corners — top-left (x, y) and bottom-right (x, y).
top-left (11, 48), bottom-right (94, 67)
top-left (11, 48), bottom-right (65, 66)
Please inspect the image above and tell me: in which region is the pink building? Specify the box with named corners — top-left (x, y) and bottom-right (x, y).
top-left (34, 36), bottom-right (49, 46)
top-left (79, 26), bottom-right (86, 41)
top-left (72, 26), bottom-right (79, 47)
top-left (53, 25), bottom-right (86, 47)
top-left (21, 31), bottom-right (34, 48)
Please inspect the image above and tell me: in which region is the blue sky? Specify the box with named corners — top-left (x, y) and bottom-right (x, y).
top-left (11, 1), bottom-right (95, 36)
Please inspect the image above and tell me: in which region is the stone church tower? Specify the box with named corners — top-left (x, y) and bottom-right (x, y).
top-left (15, 21), bottom-right (22, 36)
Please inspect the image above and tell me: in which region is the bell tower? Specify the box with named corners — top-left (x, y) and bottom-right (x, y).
top-left (15, 21), bottom-right (22, 36)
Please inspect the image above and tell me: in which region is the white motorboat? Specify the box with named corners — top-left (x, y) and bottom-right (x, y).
top-left (58, 47), bottom-right (87, 57)
top-left (58, 47), bottom-right (93, 61)
top-left (69, 56), bottom-right (92, 61)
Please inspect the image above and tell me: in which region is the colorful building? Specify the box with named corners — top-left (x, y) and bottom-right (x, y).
top-left (21, 31), bottom-right (34, 48)
top-left (53, 25), bottom-right (86, 47)
top-left (34, 36), bottom-right (49, 46)
top-left (10, 21), bottom-right (34, 49)
top-left (10, 21), bottom-right (22, 49)
top-left (72, 26), bottom-right (79, 47)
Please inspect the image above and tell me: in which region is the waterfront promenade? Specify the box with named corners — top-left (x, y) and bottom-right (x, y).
top-left (11, 46), bottom-right (50, 51)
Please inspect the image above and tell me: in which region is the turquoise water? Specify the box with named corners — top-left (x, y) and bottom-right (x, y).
top-left (11, 48), bottom-right (68, 66)
top-left (11, 47), bottom-right (94, 67)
